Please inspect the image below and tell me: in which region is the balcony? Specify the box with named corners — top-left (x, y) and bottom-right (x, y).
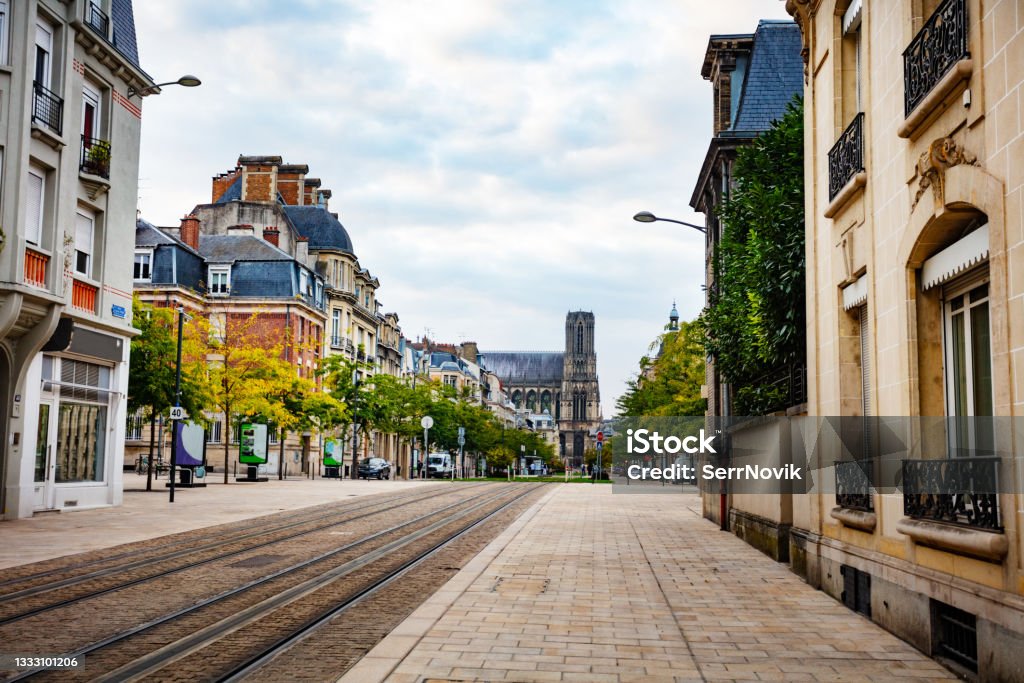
top-left (903, 0), bottom-right (969, 117)
top-left (835, 460), bottom-right (874, 512)
top-left (902, 457), bottom-right (1001, 531)
top-left (827, 113), bottom-right (864, 204)
top-left (86, 2), bottom-right (110, 39)
top-left (24, 248), bottom-right (48, 288)
top-left (31, 81), bottom-right (64, 136)
top-left (330, 335), bottom-right (345, 350)
top-left (80, 136), bottom-right (111, 179)
top-left (71, 279), bottom-right (99, 314)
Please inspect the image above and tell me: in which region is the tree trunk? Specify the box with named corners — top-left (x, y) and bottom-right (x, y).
top-left (278, 428), bottom-right (285, 480)
top-left (146, 411), bottom-right (156, 491)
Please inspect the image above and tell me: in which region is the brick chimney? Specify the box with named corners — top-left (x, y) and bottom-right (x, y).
top-left (263, 227), bottom-right (281, 247)
top-left (303, 178), bottom-right (321, 205)
top-left (461, 341), bottom-right (479, 363)
top-left (238, 155), bottom-right (282, 203)
top-left (277, 164), bottom-right (308, 206)
top-left (180, 214), bottom-right (200, 251)
top-left (211, 167), bottom-right (241, 203)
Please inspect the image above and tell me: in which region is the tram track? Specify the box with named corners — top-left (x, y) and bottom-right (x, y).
top-left (0, 483), bottom-right (484, 625)
top-left (5, 483), bottom-right (543, 682)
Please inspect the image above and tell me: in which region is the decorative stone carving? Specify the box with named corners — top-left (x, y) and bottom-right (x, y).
top-left (785, 0), bottom-right (817, 81)
top-left (912, 136), bottom-right (978, 211)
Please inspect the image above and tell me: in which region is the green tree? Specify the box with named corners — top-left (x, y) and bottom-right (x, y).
top-left (617, 318), bottom-right (708, 418)
top-left (193, 311), bottom-right (301, 484)
top-left (127, 298), bottom-right (207, 491)
top-left (701, 97), bottom-right (805, 414)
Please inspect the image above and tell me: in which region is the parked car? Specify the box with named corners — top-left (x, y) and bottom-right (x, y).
top-left (358, 457), bottom-right (391, 480)
top-left (426, 452), bottom-right (454, 478)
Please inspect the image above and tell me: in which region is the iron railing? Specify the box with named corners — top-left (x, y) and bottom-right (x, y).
top-left (86, 3), bottom-right (110, 38)
top-left (80, 136), bottom-right (111, 178)
top-left (32, 81), bottom-right (64, 135)
top-left (835, 459), bottom-right (874, 512)
top-left (902, 456), bottom-right (1001, 531)
top-left (735, 362), bottom-right (807, 415)
top-left (828, 112), bottom-right (864, 201)
top-left (903, 0), bottom-right (969, 116)
top-left (330, 335), bottom-right (345, 349)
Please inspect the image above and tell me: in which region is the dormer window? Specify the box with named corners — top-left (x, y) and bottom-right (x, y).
top-left (133, 250), bottom-right (152, 281)
top-left (209, 267), bottom-right (230, 295)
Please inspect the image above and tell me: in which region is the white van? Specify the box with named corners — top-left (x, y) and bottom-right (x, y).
top-left (426, 452), bottom-right (454, 478)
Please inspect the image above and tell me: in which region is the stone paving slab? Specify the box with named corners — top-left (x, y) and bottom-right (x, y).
top-left (342, 485), bottom-right (955, 683)
top-left (0, 473), bottom-right (434, 569)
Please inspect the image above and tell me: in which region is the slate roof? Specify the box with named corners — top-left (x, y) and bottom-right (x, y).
top-left (284, 205), bottom-right (354, 253)
top-left (136, 219), bottom-right (177, 247)
top-left (480, 352), bottom-right (564, 384)
top-left (198, 235), bottom-right (294, 263)
top-left (731, 20), bottom-right (803, 133)
top-left (216, 176), bottom-right (243, 203)
top-left (111, 0), bottom-right (142, 69)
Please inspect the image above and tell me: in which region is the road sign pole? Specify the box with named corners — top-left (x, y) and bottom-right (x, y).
top-left (168, 307), bottom-right (185, 503)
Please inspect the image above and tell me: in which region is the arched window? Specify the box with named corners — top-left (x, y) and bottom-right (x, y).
top-left (576, 323), bottom-right (584, 353)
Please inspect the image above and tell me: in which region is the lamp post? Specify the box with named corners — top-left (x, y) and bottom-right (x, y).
top-left (634, 210), bottom-right (728, 529)
top-left (168, 306), bottom-right (187, 503)
top-left (632, 211), bottom-right (706, 233)
top-left (128, 75), bottom-right (202, 99)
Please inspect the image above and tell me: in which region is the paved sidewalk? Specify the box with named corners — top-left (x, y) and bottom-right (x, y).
top-left (343, 485), bottom-right (954, 683)
top-left (0, 473), bottom-right (433, 569)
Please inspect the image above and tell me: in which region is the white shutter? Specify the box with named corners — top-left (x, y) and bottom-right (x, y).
top-left (26, 169), bottom-right (43, 244)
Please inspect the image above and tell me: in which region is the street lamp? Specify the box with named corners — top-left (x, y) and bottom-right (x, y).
top-left (633, 211), bottom-right (706, 233)
top-left (128, 75), bottom-right (202, 99)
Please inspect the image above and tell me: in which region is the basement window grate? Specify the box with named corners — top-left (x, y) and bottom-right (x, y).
top-left (933, 600), bottom-right (978, 673)
top-left (840, 564), bottom-right (871, 617)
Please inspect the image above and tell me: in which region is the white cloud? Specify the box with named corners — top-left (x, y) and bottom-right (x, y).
top-left (134, 0), bottom-right (792, 416)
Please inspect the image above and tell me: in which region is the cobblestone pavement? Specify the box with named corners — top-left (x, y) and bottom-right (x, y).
top-left (344, 485), bottom-right (955, 682)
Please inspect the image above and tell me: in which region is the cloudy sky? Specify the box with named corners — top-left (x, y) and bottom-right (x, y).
top-left (134, 0), bottom-right (793, 416)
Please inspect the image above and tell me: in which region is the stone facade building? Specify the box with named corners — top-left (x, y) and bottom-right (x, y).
top-left (0, 0), bottom-right (155, 518)
top-left (778, 1), bottom-right (1024, 678)
top-left (481, 311), bottom-right (602, 465)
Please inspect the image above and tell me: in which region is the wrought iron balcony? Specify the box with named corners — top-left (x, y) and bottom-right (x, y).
top-left (330, 335), bottom-right (345, 349)
top-left (86, 2), bottom-right (110, 38)
top-left (903, 0), bottom-right (969, 117)
top-left (80, 136), bottom-right (111, 179)
top-left (835, 460), bottom-right (874, 512)
top-left (902, 456), bottom-right (1001, 531)
top-left (828, 113), bottom-right (864, 202)
top-left (32, 81), bottom-right (64, 135)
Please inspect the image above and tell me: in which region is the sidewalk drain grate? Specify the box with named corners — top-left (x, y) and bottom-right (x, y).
top-left (228, 554), bottom-right (290, 569)
top-left (491, 577), bottom-right (549, 595)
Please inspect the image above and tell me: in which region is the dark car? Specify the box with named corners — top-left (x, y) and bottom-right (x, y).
top-left (357, 457), bottom-right (391, 480)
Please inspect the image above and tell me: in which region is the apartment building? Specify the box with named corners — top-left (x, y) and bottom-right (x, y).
top-left (785, 0), bottom-right (1024, 678)
top-left (0, 0), bottom-right (154, 518)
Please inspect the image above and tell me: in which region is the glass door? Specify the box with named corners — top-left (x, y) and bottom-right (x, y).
top-left (32, 401), bottom-right (56, 511)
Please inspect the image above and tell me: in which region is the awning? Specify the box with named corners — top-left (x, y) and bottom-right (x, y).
top-left (921, 224), bottom-right (989, 290)
top-left (843, 0), bottom-right (862, 35)
top-left (842, 273), bottom-right (868, 311)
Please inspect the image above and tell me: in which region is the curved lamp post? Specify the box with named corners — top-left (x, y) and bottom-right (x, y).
top-left (128, 75), bottom-right (202, 99)
top-left (633, 211), bottom-right (706, 233)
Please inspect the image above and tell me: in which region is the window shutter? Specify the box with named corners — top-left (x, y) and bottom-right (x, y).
top-left (26, 170), bottom-right (43, 244)
top-left (859, 305), bottom-right (871, 417)
top-left (75, 213), bottom-right (93, 255)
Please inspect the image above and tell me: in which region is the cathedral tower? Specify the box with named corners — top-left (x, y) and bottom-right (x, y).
top-left (559, 311), bottom-right (601, 465)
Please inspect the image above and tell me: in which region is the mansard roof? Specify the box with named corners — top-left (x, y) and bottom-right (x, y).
top-left (283, 205), bottom-right (354, 254)
top-left (198, 234), bottom-right (294, 263)
top-left (111, 0), bottom-right (142, 69)
top-left (731, 20), bottom-right (803, 133)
